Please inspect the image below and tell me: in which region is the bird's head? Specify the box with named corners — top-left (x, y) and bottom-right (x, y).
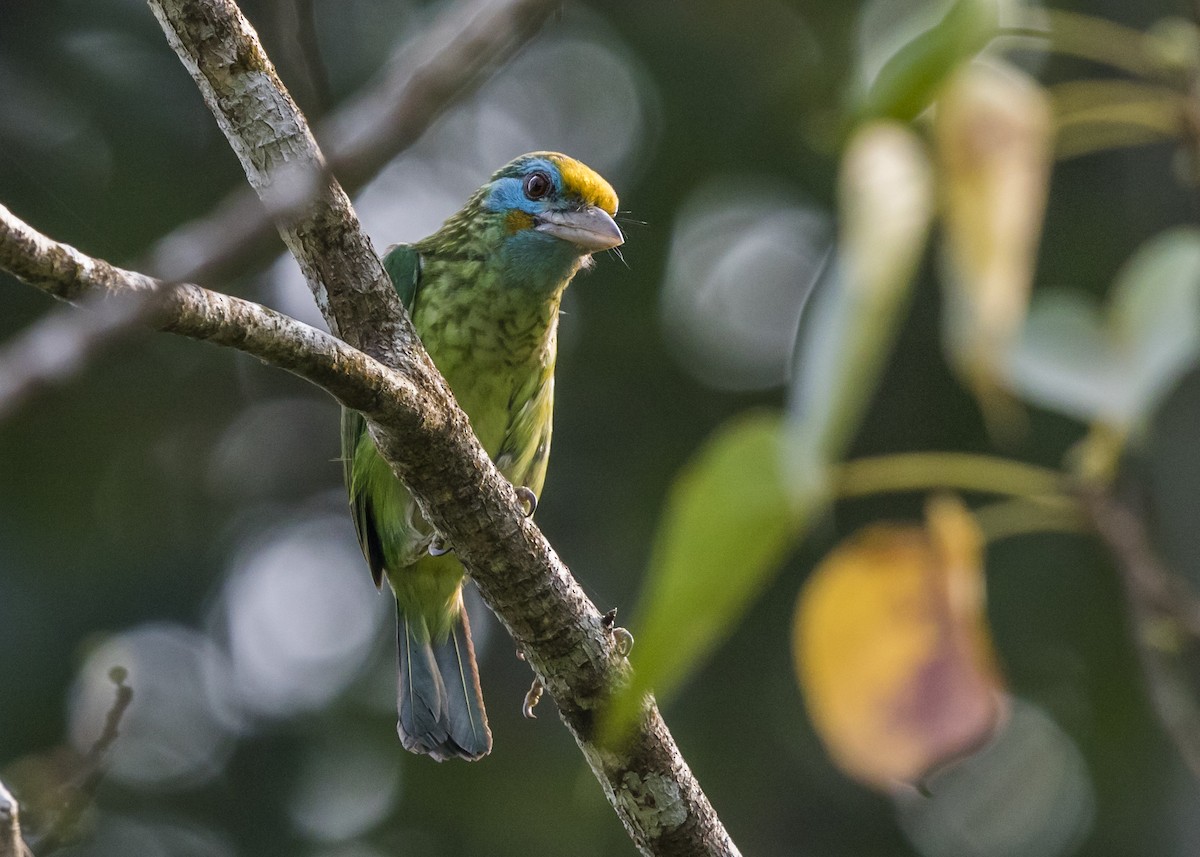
top-left (480, 152), bottom-right (623, 278)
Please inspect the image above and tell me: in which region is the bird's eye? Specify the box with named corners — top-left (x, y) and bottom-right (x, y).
top-left (523, 171), bottom-right (552, 200)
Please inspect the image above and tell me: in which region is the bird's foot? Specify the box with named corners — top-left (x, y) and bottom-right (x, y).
top-left (515, 486), bottom-right (538, 517)
top-left (602, 608), bottom-right (635, 657)
top-left (428, 534), bottom-right (453, 557)
top-left (522, 677), bottom-right (544, 719)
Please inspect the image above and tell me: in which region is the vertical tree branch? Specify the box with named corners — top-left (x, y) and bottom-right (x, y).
top-left (275, 0), bottom-right (333, 116)
top-left (146, 0), bottom-right (409, 366)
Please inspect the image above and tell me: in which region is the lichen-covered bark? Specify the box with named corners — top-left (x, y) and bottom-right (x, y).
top-left (147, 0), bottom-right (410, 367)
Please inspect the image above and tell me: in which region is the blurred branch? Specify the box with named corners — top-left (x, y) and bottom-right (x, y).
top-left (1050, 79), bottom-right (1185, 160)
top-left (275, 0), bottom-right (332, 116)
top-left (0, 289), bottom-right (160, 423)
top-left (145, 0), bottom-right (562, 286)
top-left (1079, 486), bottom-right (1200, 780)
top-left (972, 497), bottom-right (1088, 541)
top-left (1002, 9), bottom-right (1159, 78)
top-left (0, 0), bottom-right (559, 421)
top-left (0, 780), bottom-right (28, 857)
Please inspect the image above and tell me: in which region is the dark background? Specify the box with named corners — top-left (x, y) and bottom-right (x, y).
top-left (2, 0), bottom-right (1199, 855)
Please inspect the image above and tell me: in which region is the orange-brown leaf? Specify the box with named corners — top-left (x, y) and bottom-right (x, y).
top-left (794, 495), bottom-right (1006, 790)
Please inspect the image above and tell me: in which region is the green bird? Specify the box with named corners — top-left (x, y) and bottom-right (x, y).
top-left (342, 152), bottom-right (623, 761)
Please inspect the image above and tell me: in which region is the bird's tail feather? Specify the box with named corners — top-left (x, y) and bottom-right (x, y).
top-left (396, 607), bottom-right (492, 761)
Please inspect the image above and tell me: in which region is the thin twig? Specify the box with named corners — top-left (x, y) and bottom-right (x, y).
top-left (29, 668), bottom-right (135, 855)
top-left (81, 668), bottom-right (134, 769)
top-left (1079, 486), bottom-right (1200, 779)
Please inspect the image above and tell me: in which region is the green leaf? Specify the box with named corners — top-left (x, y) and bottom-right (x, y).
top-left (857, 0), bottom-right (997, 124)
top-left (1006, 227), bottom-right (1200, 427)
top-left (605, 412), bottom-right (819, 739)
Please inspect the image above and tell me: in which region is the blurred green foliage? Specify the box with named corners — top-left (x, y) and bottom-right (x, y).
top-left (854, 0), bottom-right (996, 123)
top-left (1010, 226), bottom-right (1200, 428)
top-left (3, 1), bottom-right (1200, 856)
top-left (609, 411), bottom-right (813, 739)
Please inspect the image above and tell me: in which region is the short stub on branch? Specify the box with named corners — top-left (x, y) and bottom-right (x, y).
top-left (0, 780), bottom-right (26, 857)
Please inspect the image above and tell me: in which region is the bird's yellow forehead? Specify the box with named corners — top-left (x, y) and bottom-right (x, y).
top-left (547, 154), bottom-right (618, 216)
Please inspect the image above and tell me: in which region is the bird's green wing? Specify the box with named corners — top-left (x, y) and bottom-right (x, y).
top-left (342, 243), bottom-right (423, 587)
top-left (494, 369), bottom-right (555, 500)
top-left (341, 407), bottom-right (386, 585)
top-left (382, 242), bottom-right (423, 311)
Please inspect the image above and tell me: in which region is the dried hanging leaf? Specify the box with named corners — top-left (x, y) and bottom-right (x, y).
top-left (936, 59), bottom-right (1052, 430)
top-left (794, 495), bottom-right (1007, 791)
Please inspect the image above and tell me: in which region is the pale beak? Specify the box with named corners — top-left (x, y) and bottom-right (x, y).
top-left (535, 205), bottom-right (624, 252)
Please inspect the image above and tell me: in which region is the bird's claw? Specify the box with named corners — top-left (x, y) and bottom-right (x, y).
top-left (601, 608), bottom-right (634, 656)
top-left (515, 486), bottom-right (538, 517)
top-left (522, 677), bottom-right (544, 719)
top-left (428, 535), bottom-right (453, 557)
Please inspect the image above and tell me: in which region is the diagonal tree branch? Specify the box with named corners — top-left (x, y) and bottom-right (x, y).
top-left (0, 0), bottom-right (740, 850)
top-left (0, 189), bottom-right (737, 857)
top-left (0, 202), bottom-right (425, 424)
top-left (0, 290), bottom-right (160, 423)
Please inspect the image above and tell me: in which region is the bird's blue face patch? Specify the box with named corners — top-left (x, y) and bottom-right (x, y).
top-left (482, 157), bottom-right (562, 217)
top-left (480, 153), bottom-right (619, 218)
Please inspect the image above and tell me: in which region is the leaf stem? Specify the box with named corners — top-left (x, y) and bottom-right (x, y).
top-left (973, 497), bottom-right (1088, 542)
top-left (999, 10), bottom-right (1158, 79)
top-left (834, 452), bottom-right (1068, 500)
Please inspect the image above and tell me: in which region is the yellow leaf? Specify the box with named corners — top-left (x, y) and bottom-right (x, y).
top-left (794, 495), bottom-right (1006, 791)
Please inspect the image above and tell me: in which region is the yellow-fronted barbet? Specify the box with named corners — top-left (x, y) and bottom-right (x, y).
top-left (342, 152), bottom-right (623, 760)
